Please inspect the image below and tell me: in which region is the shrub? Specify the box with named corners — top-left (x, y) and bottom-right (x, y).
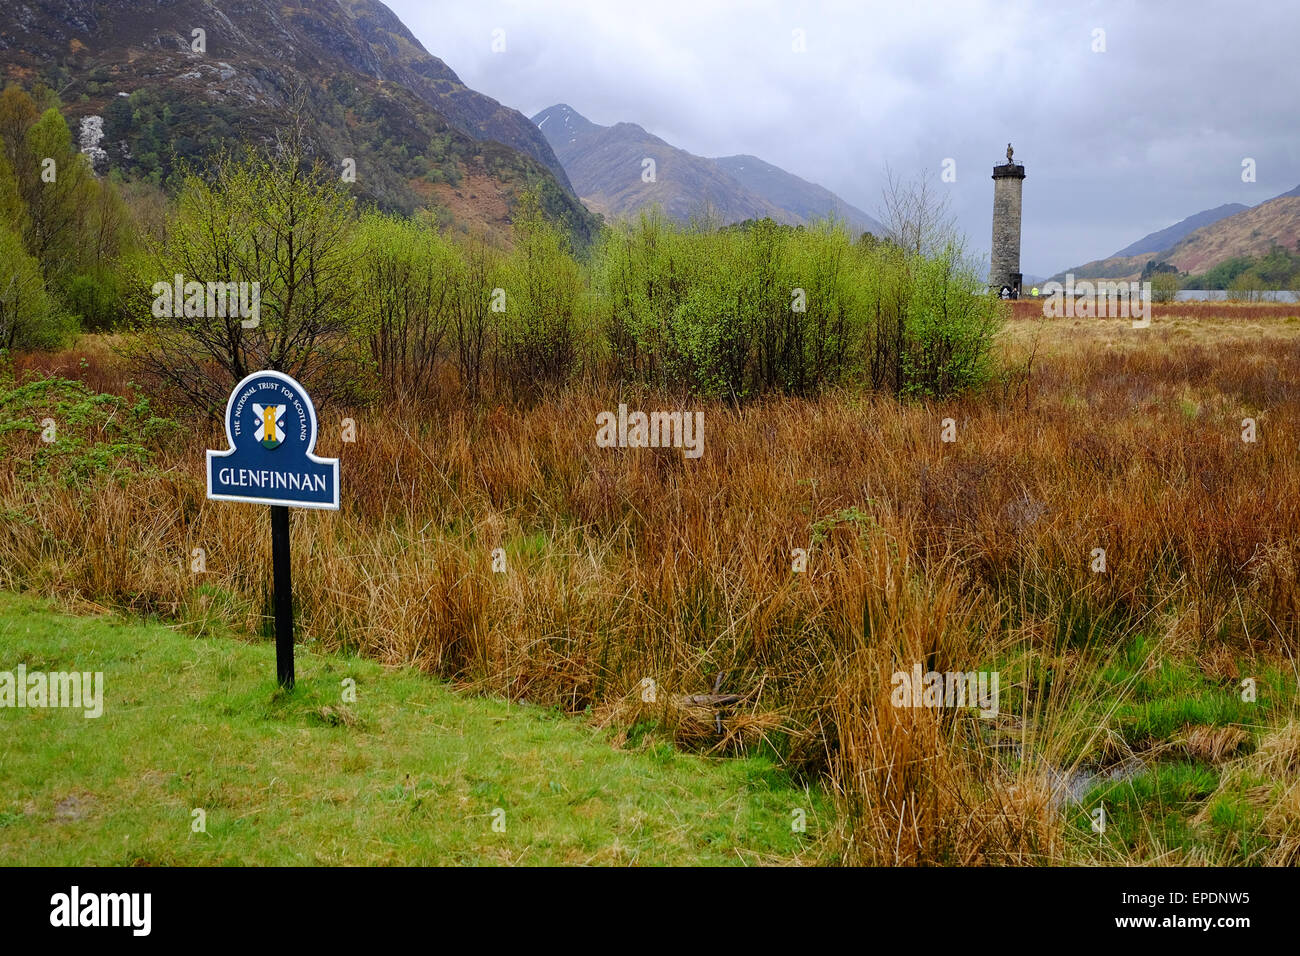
top-left (667, 282), bottom-right (752, 399)
top-left (0, 220), bottom-right (74, 351)
top-left (449, 235), bottom-right (505, 403)
top-left (0, 370), bottom-right (176, 484)
top-left (776, 220), bottom-right (862, 392)
top-left (354, 212), bottom-right (458, 399)
top-left (61, 267), bottom-right (126, 332)
top-left (595, 208), bottom-right (694, 387)
top-left (594, 213), bottom-right (1000, 401)
top-left (897, 243), bottom-right (1003, 398)
top-left (1151, 271), bottom-right (1181, 304)
top-left (493, 193), bottom-right (586, 396)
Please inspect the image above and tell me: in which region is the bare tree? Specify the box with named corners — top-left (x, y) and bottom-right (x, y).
top-left (877, 164), bottom-right (957, 256)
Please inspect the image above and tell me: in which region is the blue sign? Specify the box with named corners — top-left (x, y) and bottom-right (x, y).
top-left (207, 370), bottom-right (339, 510)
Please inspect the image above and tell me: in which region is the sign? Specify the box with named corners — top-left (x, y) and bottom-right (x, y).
top-left (207, 370), bottom-right (339, 510)
top-left (206, 370), bottom-right (339, 688)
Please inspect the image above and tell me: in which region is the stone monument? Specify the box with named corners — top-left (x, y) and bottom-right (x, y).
top-left (990, 144), bottom-right (1025, 298)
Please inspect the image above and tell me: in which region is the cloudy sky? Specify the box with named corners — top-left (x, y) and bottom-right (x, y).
top-left (387, 0), bottom-right (1299, 277)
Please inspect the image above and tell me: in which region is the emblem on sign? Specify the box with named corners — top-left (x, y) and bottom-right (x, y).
top-left (206, 370), bottom-right (339, 510)
top-left (254, 404), bottom-right (286, 449)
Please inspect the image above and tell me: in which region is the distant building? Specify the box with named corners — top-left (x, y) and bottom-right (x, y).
top-left (991, 145), bottom-right (1026, 297)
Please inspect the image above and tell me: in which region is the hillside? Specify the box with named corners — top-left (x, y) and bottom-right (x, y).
top-left (335, 0), bottom-right (573, 190)
top-left (1053, 188), bottom-right (1300, 281)
top-left (1110, 202), bottom-right (1248, 259)
top-left (534, 103), bottom-right (883, 233)
top-left (0, 0), bottom-right (600, 246)
top-left (535, 104), bottom-right (788, 225)
top-left (1170, 195), bottom-right (1300, 274)
top-left (714, 154), bottom-right (883, 236)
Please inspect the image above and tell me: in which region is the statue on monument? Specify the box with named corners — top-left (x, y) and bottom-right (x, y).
top-left (1006, 143), bottom-right (1014, 163)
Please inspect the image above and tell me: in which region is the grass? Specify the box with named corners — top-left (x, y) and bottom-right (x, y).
top-left (1071, 761), bottom-right (1224, 863)
top-left (4, 312), bottom-right (1300, 865)
top-left (1045, 629), bottom-right (1297, 864)
top-left (0, 591), bottom-right (827, 865)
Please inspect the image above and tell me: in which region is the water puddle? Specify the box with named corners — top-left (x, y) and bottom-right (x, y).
top-left (1046, 758), bottom-right (1147, 807)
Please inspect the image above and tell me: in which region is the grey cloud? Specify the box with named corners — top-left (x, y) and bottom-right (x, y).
top-left (388, 0), bottom-right (1300, 275)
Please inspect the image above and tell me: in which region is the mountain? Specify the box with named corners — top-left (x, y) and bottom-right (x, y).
top-left (534, 104), bottom-right (884, 234)
top-left (335, 0), bottom-right (572, 190)
top-left (1110, 203), bottom-right (1248, 259)
top-left (0, 0), bottom-right (599, 245)
top-left (1167, 193), bottom-right (1300, 274)
top-left (1052, 187), bottom-right (1300, 282)
top-left (535, 104), bottom-right (787, 226)
top-left (713, 155), bottom-right (882, 236)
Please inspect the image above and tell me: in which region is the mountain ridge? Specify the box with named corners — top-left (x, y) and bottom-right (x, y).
top-left (0, 0), bottom-right (598, 245)
top-left (713, 153), bottom-right (882, 235)
top-left (533, 103), bottom-right (884, 234)
top-left (1052, 186), bottom-right (1300, 282)
top-left (1110, 202), bottom-right (1248, 259)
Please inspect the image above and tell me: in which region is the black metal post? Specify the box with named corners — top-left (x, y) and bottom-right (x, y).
top-left (270, 504), bottom-right (294, 688)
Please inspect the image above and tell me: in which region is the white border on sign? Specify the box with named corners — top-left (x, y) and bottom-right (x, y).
top-left (206, 369), bottom-right (340, 511)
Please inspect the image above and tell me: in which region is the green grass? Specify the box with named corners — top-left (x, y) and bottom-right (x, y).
top-left (1047, 631), bottom-right (1296, 864)
top-left (0, 592), bottom-right (827, 865)
top-left (986, 613), bottom-right (1296, 864)
top-left (1064, 760), bottom-right (1283, 864)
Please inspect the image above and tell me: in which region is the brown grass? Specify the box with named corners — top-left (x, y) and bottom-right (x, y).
top-left (5, 318), bottom-right (1300, 864)
top-left (1006, 299), bottom-right (1300, 322)
top-left (1196, 722), bottom-right (1300, 865)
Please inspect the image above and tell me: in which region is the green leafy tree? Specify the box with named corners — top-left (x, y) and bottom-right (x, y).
top-left (0, 138), bottom-right (27, 235)
top-left (0, 87), bottom-right (137, 333)
top-left (1150, 271), bottom-right (1180, 303)
top-left (0, 220), bottom-right (70, 351)
top-left (354, 211), bottom-right (458, 398)
top-left (0, 86), bottom-right (38, 195)
top-left (495, 191), bottom-right (585, 396)
top-left (1228, 271), bottom-right (1265, 303)
top-left (22, 108), bottom-right (95, 278)
top-left (126, 144), bottom-right (363, 415)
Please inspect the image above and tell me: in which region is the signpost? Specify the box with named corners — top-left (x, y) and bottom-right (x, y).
top-left (207, 370), bottom-right (339, 687)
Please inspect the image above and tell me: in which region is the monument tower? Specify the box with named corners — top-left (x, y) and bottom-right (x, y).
top-left (990, 143), bottom-right (1025, 297)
